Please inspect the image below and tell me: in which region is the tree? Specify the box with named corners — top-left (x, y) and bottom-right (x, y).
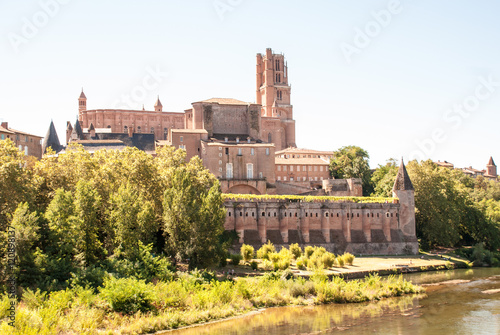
top-left (329, 146), bottom-right (372, 195)
top-left (406, 160), bottom-right (500, 249)
top-left (108, 183), bottom-right (156, 259)
top-left (371, 159), bottom-right (398, 197)
top-left (74, 180), bottom-right (103, 266)
top-left (162, 156), bottom-right (226, 268)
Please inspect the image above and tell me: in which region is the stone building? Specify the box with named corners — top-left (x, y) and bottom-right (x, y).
top-left (224, 160), bottom-right (418, 255)
top-left (1, 121), bottom-right (43, 158)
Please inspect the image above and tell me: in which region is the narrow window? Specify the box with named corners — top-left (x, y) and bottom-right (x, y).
top-left (246, 212), bottom-right (248, 217)
top-left (251, 148), bottom-right (255, 155)
top-left (262, 212), bottom-right (265, 217)
top-left (252, 212), bottom-right (255, 217)
top-left (228, 212), bottom-right (231, 217)
top-left (238, 148), bottom-right (242, 156)
top-left (268, 133), bottom-right (272, 143)
top-left (226, 163), bottom-right (233, 179)
top-left (247, 163), bottom-right (253, 179)
top-left (240, 212), bottom-right (242, 217)
top-left (225, 147), bottom-right (229, 155)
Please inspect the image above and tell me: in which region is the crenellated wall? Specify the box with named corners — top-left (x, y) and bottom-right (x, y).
top-left (224, 197), bottom-right (418, 255)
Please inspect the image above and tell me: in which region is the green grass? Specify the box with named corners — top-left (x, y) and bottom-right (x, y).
top-left (0, 271), bottom-right (423, 334)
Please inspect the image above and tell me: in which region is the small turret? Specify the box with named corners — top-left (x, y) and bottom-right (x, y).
top-left (66, 121), bottom-right (73, 144)
top-left (89, 123), bottom-right (95, 138)
top-left (154, 96), bottom-right (162, 112)
top-left (486, 156), bottom-right (497, 178)
top-left (392, 159), bottom-right (417, 251)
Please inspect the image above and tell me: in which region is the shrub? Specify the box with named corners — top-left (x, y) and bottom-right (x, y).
top-left (230, 253), bottom-right (243, 265)
top-left (296, 256), bottom-right (307, 270)
top-left (336, 255), bottom-right (345, 267)
top-left (289, 243), bottom-right (302, 259)
top-left (241, 244), bottom-right (255, 262)
top-left (268, 252), bottom-right (280, 264)
top-left (256, 241), bottom-right (276, 260)
top-left (277, 258), bottom-right (291, 270)
top-left (304, 246), bottom-right (315, 259)
top-left (22, 288), bottom-right (47, 310)
top-left (321, 252), bottom-right (335, 269)
top-left (343, 252), bottom-right (355, 266)
top-left (99, 277), bottom-right (155, 314)
top-left (250, 261), bottom-right (258, 270)
top-left (261, 259), bottom-right (273, 271)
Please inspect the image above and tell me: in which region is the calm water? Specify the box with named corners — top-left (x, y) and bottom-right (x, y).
top-left (169, 268), bottom-right (500, 335)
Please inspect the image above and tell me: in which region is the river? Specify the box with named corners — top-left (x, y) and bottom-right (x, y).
top-left (168, 268), bottom-right (500, 335)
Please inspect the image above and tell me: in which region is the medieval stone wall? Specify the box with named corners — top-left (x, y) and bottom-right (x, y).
top-left (224, 197), bottom-right (418, 255)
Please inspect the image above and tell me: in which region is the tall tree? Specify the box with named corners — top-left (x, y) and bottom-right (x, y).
top-left (329, 145), bottom-right (372, 195)
top-left (162, 157), bottom-right (226, 268)
top-left (371, 158), bottom-right (398, 197)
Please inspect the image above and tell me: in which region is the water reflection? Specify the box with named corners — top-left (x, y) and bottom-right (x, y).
top-left (167, 268), bottom-right (500, 335)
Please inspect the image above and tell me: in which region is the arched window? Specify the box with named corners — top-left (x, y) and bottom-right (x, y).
top-left (124, 125), bottom-right (128, 133)
top-left (137, 126), bottom-right (141, 133)
top-left (163, 128), bottom-right (168, 140)
top-left (268, 132), bottom-right (272, 143)
top-left (150, 127), bottom-right (155, 133)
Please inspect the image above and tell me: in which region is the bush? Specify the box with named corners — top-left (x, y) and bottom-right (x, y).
top-left (240, 244), bottom-right (255, 262)
top-left (261, 259), bottom-right (273, 271)
top-left (343, 252), bottom-right (355, 266)
top-left (256, 241), bottom-right (276, 260)
top-left (99, 277), bottom-right (155, 314)
top-left (230, 253), bottom-right (243, 265)
top-left (296, 256), bottom-right (307, 270)
top-left (304, 246), bottom-right (315, 259)
top-left (336, 255), bottom-right (345, 267)
top-left (289, 243), bottom-right (302, 259)
top-left (321, 252), bottom-right (335, 269)
top-left (250, 261), bottom-right (258, 270)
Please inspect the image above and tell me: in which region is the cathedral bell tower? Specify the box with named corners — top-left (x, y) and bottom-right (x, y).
top-left (78, 89), bottom-right (87, 113)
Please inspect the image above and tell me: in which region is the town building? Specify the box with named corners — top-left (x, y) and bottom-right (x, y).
top-left (1, 121), bottom-right (43, 158)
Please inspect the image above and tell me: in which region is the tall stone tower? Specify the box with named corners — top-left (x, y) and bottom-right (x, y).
top-left (486, 156), bottom-right (497, 178)
top-left (392, 159), bottom-right (418, 254)
top-left (256, 48), bottom-right (296, 151)
top-left (78, 89), bottom-right (87, 113)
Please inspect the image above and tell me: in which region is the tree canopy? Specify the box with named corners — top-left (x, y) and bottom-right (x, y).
top-left (329, 146), bottom-right (372, 195)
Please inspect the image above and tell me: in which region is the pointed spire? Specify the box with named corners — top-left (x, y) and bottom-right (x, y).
top-left (487, 156), bottom-right (496, 166)
top-left (154, 95), bottom-right (162, 107)
top-left (142, 104), bottom-right (145, 111)
top-left (66, 121), bottom-right (73, 131)
top-left (393, 158), bottom-right (414, 191)
top-left (42, 120), bottom-right (61, 154)
top-left (88, 123), bottom-right (95, 131)
top-left (72, 118), bottom-right (84, 140)
top-left (79, 88), bottom-right (86, 99)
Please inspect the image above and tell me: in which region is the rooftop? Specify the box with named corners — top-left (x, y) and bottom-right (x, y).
top-left (198, 98), bottom-right (252, 105)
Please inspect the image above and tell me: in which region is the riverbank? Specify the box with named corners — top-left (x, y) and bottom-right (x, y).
top-left (218, 252), bottom-right (471, 280)
top-left (0, 268), bottom-right (422, 335)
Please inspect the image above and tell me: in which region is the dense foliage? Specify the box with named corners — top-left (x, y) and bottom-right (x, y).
top-left (329, 146), bottom-right (373, 195)
top-left (371, 159), bottom-right (500, 250)
top-left (0, 140), bottom-right (228, 292)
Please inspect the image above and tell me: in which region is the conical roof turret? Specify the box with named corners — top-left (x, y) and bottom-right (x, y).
top-left (487, 156), bottom-right (496, 166)
top-left (42, 120), bottom-right (62, 153)
top-left (393, 159), bottom-right (414, 191)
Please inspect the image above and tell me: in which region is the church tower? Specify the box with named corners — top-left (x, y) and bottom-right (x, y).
top-left (256, 48), bottom-right (296, 151)
top-left (78, 89), bottom-right (87, 113)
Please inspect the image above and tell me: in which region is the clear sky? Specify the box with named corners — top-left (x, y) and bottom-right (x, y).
top-left (1, 0), bottom-right (499, 170)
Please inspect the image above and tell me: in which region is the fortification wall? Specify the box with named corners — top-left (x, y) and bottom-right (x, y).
top-left (224, 198), bottom-right (418, 255)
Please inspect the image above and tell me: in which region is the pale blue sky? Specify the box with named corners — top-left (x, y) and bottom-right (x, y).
top-left (1, 0), bottom-right (499, 169)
